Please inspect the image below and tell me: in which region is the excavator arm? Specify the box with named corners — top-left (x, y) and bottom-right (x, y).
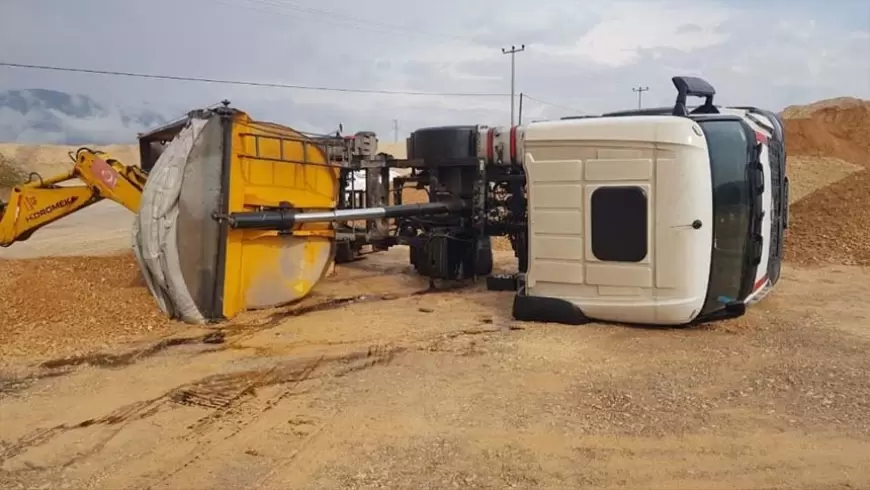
top-left (0, 147), bottom-right (147, 246)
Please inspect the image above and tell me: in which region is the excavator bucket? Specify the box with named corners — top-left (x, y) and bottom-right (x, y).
top-left (133, 107), bottom-right (339, 323)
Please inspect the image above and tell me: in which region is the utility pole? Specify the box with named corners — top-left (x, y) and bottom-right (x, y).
top-left (518, 93), bottom-right (524, 125)
top-left (393, 119), bottom-right (399, 142)
top-left (502, 44), bottom-right (525, 126)
top-left (632, 85), bottom-right (649, 109)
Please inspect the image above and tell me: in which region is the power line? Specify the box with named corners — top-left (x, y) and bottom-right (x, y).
top-left (523, 94), bottom-right (585, 115)
top-left (0, 62), bottom-right (508, 97)
top-left (1, 62), bottom-right (586, 120)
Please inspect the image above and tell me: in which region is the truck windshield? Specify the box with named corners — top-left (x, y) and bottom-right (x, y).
top-left (698, 119), bottom-right (755, 316)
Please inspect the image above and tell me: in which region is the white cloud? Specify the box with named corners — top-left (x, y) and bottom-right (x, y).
top-left (0, 104), bottom-right (155, 144)
top-left (0, 0), bottom-right (868, 143)
top-left (534, 1), bottom-right (733, 67)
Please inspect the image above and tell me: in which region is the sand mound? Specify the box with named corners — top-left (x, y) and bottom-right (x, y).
top-left (783, 98), bottom-right (870, 266)
top-left (784, 100), bottom-right (870, 165)
top-left (0, 154), bottom-right (26, 201)
top-left (0, 143), bottom-right (140, 180)
top-left (781, 97), bottom-right (868, 120)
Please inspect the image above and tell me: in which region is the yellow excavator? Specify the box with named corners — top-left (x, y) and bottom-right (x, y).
top-left (0, 148), bottom-right (147, 247)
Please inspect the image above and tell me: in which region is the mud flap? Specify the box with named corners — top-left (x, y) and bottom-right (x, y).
top-left (511, 275), bottom-right (592, 325)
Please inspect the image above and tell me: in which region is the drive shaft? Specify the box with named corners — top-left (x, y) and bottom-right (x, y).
top-left (227, 201), bottom-right (469, 230)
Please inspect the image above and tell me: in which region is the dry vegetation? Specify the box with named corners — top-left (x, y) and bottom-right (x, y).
top-left (0, 98), bottom-right (869, 489)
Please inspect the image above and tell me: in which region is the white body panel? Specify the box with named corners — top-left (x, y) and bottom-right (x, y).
top-left (752, 140), bottom-right (772, 298)
top-left (522, 116), bottom-right (713, 324)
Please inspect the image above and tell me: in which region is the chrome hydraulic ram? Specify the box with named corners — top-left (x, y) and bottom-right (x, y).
top-left (226, 200), bottom-right (469, 230)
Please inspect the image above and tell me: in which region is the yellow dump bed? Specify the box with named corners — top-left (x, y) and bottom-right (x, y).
top-left (134, 107), bottom-right (340, 323)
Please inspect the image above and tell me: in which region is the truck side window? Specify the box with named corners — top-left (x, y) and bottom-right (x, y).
top-left (590, 186), bottom-right (648, 262)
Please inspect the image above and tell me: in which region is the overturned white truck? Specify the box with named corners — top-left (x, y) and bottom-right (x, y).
top-left (133, 76), bottom-right (788, 327)
top-left (512, 76), bottom-right (789, 325)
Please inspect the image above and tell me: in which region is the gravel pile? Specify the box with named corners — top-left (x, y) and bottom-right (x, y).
top-left (783, 98), bottom-right (870, 266)
top-left (0, 253), bottom-right (176, 362)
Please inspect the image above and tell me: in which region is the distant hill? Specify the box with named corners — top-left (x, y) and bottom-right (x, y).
top-left (0, 89), bottom-right (169, 145)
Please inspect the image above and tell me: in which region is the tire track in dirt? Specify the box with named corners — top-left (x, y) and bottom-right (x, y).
top-left (119, 344), bottom-right (405, 490)
top-left (139, 331), bottom-right (506, 490)
top-left (1, 257), bottom-right (513, 488)
top-left (0, 320), bottom-right (508, 489)
top-left (0, 343), bottom-right (404, 487)
top-left (0, 284), bottom-right (469, 399)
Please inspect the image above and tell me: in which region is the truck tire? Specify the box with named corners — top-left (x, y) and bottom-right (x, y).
top-left (474, 236), bottom-right (493, 276)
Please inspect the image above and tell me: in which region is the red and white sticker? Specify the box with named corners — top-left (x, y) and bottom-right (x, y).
top-left (91, 157), bottom-right (119, 189)
top-left (23, 195), bottom-right (37, 211)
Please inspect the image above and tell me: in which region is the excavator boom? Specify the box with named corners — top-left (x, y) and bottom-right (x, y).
top-left (0, 148), bottom-right (147, 246)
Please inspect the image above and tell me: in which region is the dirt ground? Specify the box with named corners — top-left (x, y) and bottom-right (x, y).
top-left (1, 249), bottom-right (869, 490)
top-left (2, 99), bottom-right (870, 489)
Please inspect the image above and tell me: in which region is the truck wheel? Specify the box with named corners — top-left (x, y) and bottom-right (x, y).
top-left (474, 236), bottom-right (493, 276)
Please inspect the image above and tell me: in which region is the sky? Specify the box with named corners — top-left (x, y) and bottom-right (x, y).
top-left (1, 0), bottom-right (869, 140)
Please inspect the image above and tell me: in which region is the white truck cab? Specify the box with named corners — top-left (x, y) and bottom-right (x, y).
top-left (512, 76), bottom-right (788, 325)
